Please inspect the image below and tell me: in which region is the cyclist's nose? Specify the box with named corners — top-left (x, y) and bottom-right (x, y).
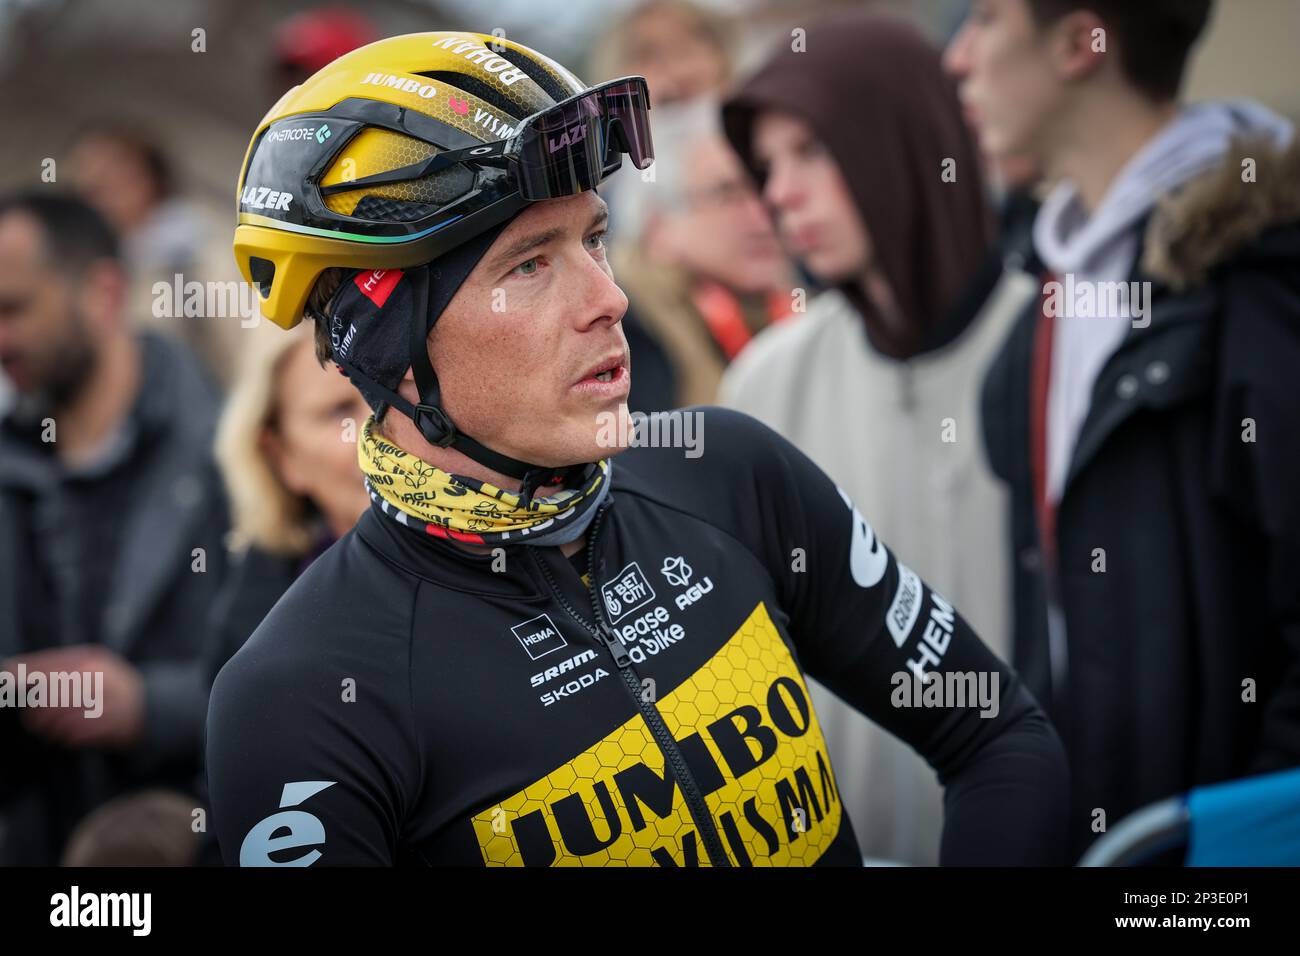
top-left (575, 250), bottom-right (628, 331)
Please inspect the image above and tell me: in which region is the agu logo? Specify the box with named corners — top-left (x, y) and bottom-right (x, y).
top-left (511, 613), bottom-right (568, 660)
top-left (660, 555), bottom-right (692, 587)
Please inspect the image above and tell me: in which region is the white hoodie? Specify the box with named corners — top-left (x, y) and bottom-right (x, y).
top-left (1032, 98), bottom-right (1294, 694)
top-left (1033, 99), bottom-right (1294, 506)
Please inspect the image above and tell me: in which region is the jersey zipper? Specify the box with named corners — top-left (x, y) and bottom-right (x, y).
top-left (529, 503), bottom-right (733, 867)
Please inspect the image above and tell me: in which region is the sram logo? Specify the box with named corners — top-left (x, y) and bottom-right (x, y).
top-left (240, 780), bottom-right (335, 867)
top-left (530, 649), bottom-right (597, 687)
top-left (240, 185), bottom-right (293, 211)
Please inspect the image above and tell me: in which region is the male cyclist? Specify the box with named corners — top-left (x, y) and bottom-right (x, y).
top-left (207, 31), bottom-right (1068, 867)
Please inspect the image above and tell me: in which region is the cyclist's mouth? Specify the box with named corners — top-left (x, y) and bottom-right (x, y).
top-left (573, 357), bottom-right (629, 398)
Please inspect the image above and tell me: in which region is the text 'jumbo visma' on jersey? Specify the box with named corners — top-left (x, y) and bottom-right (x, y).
top-left (207, 408), bottom-right (1068, 866)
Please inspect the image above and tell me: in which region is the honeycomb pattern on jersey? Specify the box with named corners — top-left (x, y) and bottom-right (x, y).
top-left (655, 602), bottom-right (842, 866)
top-left (470, 601), bottom-right (842, 866)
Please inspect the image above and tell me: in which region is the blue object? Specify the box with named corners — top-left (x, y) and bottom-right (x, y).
top-left (1186, 766), bottom-right (1300, 866)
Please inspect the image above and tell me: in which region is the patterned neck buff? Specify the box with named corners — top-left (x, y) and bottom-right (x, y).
top-left (356, 416), bottom-right (611, 547)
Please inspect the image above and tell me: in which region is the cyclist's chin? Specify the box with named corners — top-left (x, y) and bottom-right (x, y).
top-left (541, 402), bottom-right (632, 465)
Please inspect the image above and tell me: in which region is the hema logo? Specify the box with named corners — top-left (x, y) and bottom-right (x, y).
top-left (511, 613), bottom-right (568, 660)
top-left (240, 780), bottom-right (336, 866)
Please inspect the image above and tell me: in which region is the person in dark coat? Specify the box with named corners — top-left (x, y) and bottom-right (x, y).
top-left (0, 193), bottom-right (229, 864)
top-left (945, 0), bottom-right (1300, 858)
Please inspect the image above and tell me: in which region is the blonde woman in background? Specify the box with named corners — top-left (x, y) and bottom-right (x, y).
top-left (205, 319), bottom-right (371, 684)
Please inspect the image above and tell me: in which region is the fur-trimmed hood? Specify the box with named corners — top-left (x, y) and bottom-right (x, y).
top-left (1143, 133), bottom-right (1300, 291)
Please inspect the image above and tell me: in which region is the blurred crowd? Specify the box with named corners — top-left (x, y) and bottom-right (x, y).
top-left (1, 0), bottom-right (1298, 866)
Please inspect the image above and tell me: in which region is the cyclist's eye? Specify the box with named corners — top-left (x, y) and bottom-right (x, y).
top-left (511, 257), bottom-right (540, 277)
top-left (585, 230), bottom-right (608, 253)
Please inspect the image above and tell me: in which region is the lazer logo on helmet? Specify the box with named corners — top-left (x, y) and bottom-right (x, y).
top-left (240, 185), bottom-right (293, 212)
top-left (360, 72), bottom-right (438, 99)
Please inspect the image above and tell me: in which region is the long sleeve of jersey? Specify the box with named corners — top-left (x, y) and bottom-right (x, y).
top-left (206, 582), bottom-right (423, 866)
top-left (206, 406), bottom-right (1068, 867)
top-left (705, 408), bottom-right (1070, 865)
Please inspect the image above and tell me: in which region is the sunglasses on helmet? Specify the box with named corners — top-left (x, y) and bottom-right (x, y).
top-left (506, 75), bottom-right (655, 199)
top-left (331, 76), bottom-right (654, 203)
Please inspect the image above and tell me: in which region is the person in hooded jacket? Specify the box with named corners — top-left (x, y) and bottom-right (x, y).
top-left (944, 0), bottom-right (1300, 859)
top-left (718, 11), bottom-right (1030, 865)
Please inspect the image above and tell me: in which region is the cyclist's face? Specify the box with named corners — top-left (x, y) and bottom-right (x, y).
top-left (426, 191), bottom-right (631, 468)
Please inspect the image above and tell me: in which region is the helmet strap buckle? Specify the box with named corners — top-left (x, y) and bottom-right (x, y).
top-left (414, 403), bottom-right (457, 447)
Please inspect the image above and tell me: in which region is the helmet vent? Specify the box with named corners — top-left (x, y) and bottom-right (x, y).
top-left (351, 194), bottom-right (435, 223)
top-left (416, 71), bottom-right (519, 119)
top-left (249, 257), bottom-right (275, 297)
top-left (488, 48), bottom-right (570, 102)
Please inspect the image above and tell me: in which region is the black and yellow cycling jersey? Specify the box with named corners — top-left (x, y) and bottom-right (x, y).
top-left (207, 408), bottom-right (1067, 866)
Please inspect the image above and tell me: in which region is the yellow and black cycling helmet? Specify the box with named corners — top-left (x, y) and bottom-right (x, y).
top-left (234, 31), bottom-right (652, 495)
top-left (234, 30), bottom-right (652, 330)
